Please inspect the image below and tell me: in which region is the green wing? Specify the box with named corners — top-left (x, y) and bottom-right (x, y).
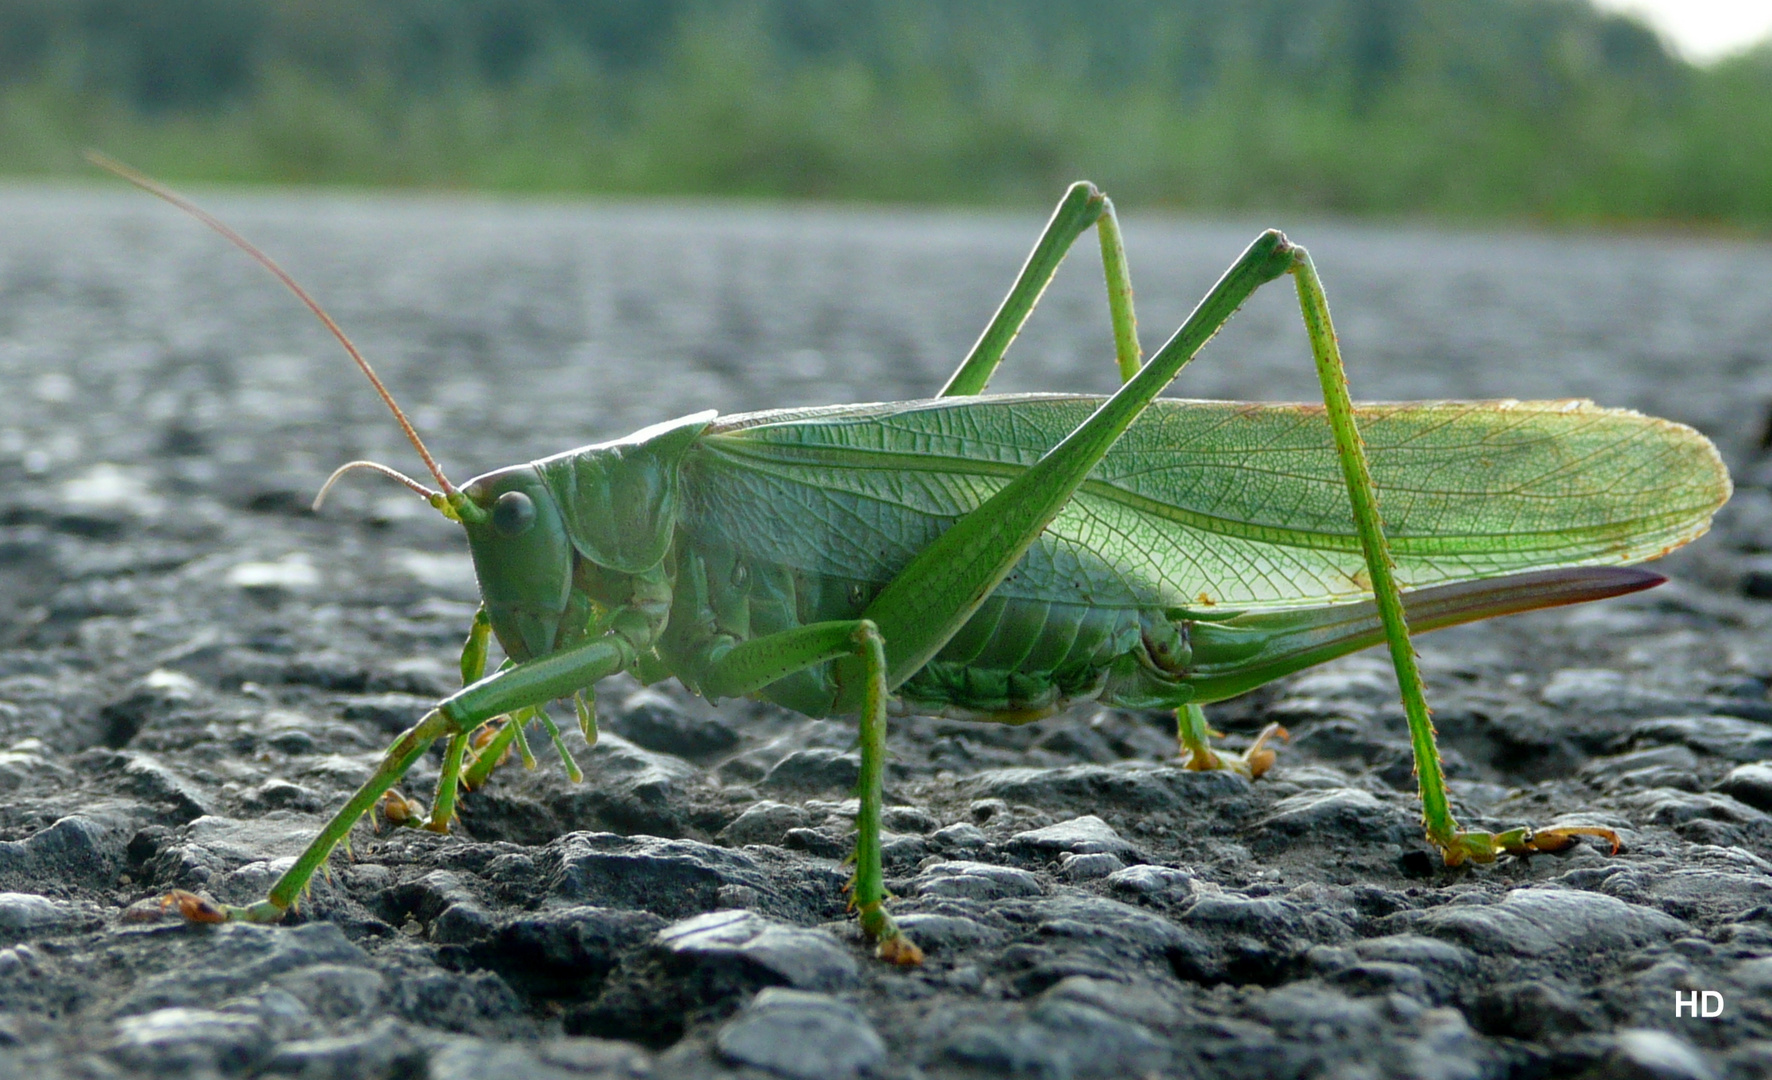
top-left (686, 393), bottom-right (1729, 613)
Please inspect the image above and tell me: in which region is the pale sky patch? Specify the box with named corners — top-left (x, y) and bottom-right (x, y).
top-left (1590, 0), bottom-right (1772, 63)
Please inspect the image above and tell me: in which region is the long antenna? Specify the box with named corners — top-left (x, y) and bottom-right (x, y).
top-left (84, 151), bottom-right (461, 500)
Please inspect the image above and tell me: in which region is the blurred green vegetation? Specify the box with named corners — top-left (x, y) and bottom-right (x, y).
top-left (2, 0), bottom-right (1769, 223)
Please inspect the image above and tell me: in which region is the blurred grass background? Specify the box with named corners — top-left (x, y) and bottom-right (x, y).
top-left (1, 0), bottom-right (1769, 224)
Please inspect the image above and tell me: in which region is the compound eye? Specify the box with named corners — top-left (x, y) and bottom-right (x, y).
top-left (491, 491), bottom-right (536, 538)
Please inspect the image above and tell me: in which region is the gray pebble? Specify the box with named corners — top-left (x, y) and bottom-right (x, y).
top-left (965, 760), bottom-right (1248, 812)
top-left (262, 1017), bottom-right (418, 1080)
top-left (108, 1007), bottom-right (272, 1074)
top-left (1103, 864), bottom-right (1195, 901)
top-left (1059, 852), bottom-right (1125, 880)
top-left (548, 832), bottom-right (778, 917)
top-left (1600, 1029), bottom-right (1720, 1080)
top-left (657, 910), bottom-right (857, 991)
top-left (0, 893), bottom-right (77, 938)
top-left (1253, 787), bottom-right (1407, 842)
top-left (1006, 814), bottom-right (1140, 859)
top-left (717, 800), bottom-right (811, 846)
top-left (1041, 975), bottom-right (1182, 1028)
top-left (242, 778), bottom-right (322, 811)
top-left (429, 1034), bottom-right (651, 1080)
top-left (930, 822), bottom-right (990, 851)
top-left (1626, 788), bottom-right (1769, 827)
top-left (608, 688), bottom-right (739, 757)
top-left (716, 988), bottom-right (885, 1080)
top-left (0, 815), bottom-right (130, 887)
top-left (892, 912), bottom-right (1004, 953)
top-left (1400, 888), bottom-right (1688, 957)
top-left (1716, 762), bottom-right (1772, 811)
top-left (1633, 717), bottom-right (1772, 762)
top-left (942, 999), bottom-right (1168, 1079)
top-left (913, 860), bottom-right (1045, 900)
top-left (1470, 978), bottom-right (1592, 1040)
top-left (763, 748), bottom-right (861, 790)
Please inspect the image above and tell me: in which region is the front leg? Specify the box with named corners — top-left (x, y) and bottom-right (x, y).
top-left (166, 626), bottom-right (644, 924)
top-left (414, 607), bottom-right (496, 833)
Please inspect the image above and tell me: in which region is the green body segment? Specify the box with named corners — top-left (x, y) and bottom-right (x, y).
top-left (639, 392), bottom-right (1725, 717)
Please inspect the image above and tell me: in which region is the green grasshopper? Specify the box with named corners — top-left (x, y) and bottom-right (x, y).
top-left (102, 159), bottom-right (1729, 965)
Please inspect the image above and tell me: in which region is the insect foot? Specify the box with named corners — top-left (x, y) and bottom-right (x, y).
top-left (157, 890), bottom-right (228, 924)
top-left (855, 900), bottom-right (924, 967)
top-left (1177, 706), bottom-right (1289, 780)
top-left (1437, 824), bottom-right (1623, 867)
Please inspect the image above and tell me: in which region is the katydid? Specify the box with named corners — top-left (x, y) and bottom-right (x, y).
top-left (96, 159), bottom-right (1730, 965)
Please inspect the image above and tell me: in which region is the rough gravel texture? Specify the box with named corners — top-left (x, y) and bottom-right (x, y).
top-left (1, 186), bottom-right (1771, 1079)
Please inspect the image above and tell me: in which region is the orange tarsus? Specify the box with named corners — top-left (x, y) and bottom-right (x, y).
top-left (160, 889), bottom-right (227, 924)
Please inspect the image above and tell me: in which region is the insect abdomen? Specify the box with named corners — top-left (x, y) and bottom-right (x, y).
top-left (660, 534), bottom-right (1191, 721)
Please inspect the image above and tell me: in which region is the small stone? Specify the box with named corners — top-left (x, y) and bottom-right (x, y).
top-left (609, 689), bottom-right (739, 757)
top-left (782, 827), bottom-right (850, 859)
top-left (1006, 814), bottom-right (1140, 859)
top-left (1603, 868), bottom-right (1772, 920)
top-left (763, 748), bottom-right (861, 790)
top-left (1060, 852), bottom-right (1126, 880)
top-left (1626, 788), bottom-right (1768, 826)
top-left (534, 1037), bottom-right (651, 1077)
top-left (0, 814), bottom-right (131, 887)
top-left (1182, 892), bottom-right (1307, 938)
top-left (0, 893), bottom-right (78, 938)
top-left (1582, 745), bottom-right (1702, 786)
top-left (893, 912), bottom-right (1002, 954)
top-left (272, 965), bottom-right (390, 1021)
top-left (1717, 762), bottom-right (1772, 810)
top-left (548, 832), bottom-right (779, 918)
top-left (942, 999), bottom-right (1168, 1079)
top-left (431, 902), bottom-right (497, 945)
top-left (1730, 955), bottom-right (1772, 991)
top-left (119, 754), bottom-right (212, 821)
top-left (242, 778), bottom-right (322, 812)
top-left (1633, 716), bottom-right (1772, 762)
top-left (1104, 864), bottom-right (1195, 903)
top-left (657, 910), bottom-right (857, 991)
top-left (108, 1007), bottom-right (272, 1074)
top-left (716, 988), bottom-right (885, 1080)
top-left (882, 805), bottom-right (939, 834)
top-left (384, 869), bottom-right (481, 924)
top-left (113, 923), bottom-right (371, 1016)
top-left (263, 1018), bottom-right (418, 1080)
top-left (718, 801), bottom-right (811, 846)
top-left (1325, 960), bottom-right (1434, 1002)
top-left (1253, 787), bottom-right (1407, 843)
top-left (267, 730), bottom-right (318, 755)
top-left (1401, 888), bottom-right (1687, 957)
top-left (1600, 1029), bottom-right (1720, 1080)
top-left (1470, 979), bottom-right (1591, 1039)
top-left (913, 860), bottom-right (1045, 900)
top-left (471, 906), bottom-right (666, 994)
top-left (428, 1035), bottom-right (645, 1080)
top-left (1350, 935), bottom-right (1475, 976)
top-left (1541, 668), bottom-right (1632, 709)
top-left (965, 760), bottom-right (1249, 813)
top-left (1031, 893), bottom-right (1195, 958)
top-left (930, 822), bottom-right (989, 851)
top-left (1042, 975), bottom-right (1182, 1028)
